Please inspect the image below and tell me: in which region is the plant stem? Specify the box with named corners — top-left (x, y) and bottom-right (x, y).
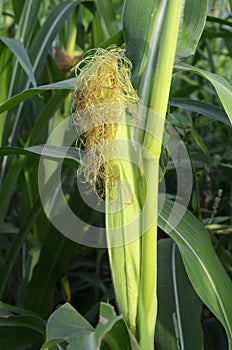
top-left (150, 1), bottom-right (183, 117)
top-left (139, 0), bottom-right (183, 347)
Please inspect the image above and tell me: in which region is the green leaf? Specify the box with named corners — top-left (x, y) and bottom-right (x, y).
top-left (123, 0), bottom-right (166, 92)
top-left (207, 15), bottom-right (232, 28)
top-left (43, 303), bottom-right (95, 350)
top-left (0, 164), bottom-right (71, 298)
top-left (15, 0), bottom-right (41, 47)
top-left (106, 156), bottom-right (142, 336)
top-left (0, 78), bottom-right (76, 114)
top-left (0, 137), bottom-right (89, 305)
top-left (0, 146), bottom-right (81, 168)
top-left (95, 303), bottom-right (139, 350)
top-left (170, 98), bottom-right (231, 126)
top-left (99, 30), bottom-right (124, 49)
top-left (41, 338), bottom-right (67, 350)
top-left (122, 2), bottom-right (183, 347)
top-left (0, 194), bottom-right (43, 299)
top-left (175, 0), bottom-right (208, 60)
top-left (0, 301), bottom-right (45, 317)
top-left (95, 0), bottom-right (118, 37)
top-left (190, 129), bottom-right (208, 154)
top-left (92, 12), bottom-right (108, 47)
top-left (0, 41), bottom-right (12, 143)
top-left (0, 303), bottom-right (45, 350)
top-left (155, 239), bottom-right (204, 350)
top-left (229, 0), bottom-right (232, 12)
top-left (123, 0), bottom-right (207, 91)
top-left (42, 302), bottom-right (139, 350)
top-left (28, 1), bottom-right (78, 80)
top-left (0, 158), bottom-right (26, 223)
top-left (19, 229), bottom-right (78, 318)
top-left (1, 1), bottom-right (79, 150)
top-left (11, 0), bottom-right (24, 22)
top-left (123, 3), bottom-right (190, 348)
top-left (158, 199), bottom-right (232, 350)
top-left (175, 62), bottom-right (232, 124)
top-left (0, 90), bottom-right (70, 223)
top-left (219, 163), bottom-right (232, 170)
top-left (7, 0), bottom-right (41, 100)
top-left (7, 0), bottom-right (67, 99)
top-left (26, 145), bottom-right (81, 166)
top-left (26, 89), bottom-right (70, 146)
top-left (0, 41), bottom-right (12, 105)
top-left (0, 223), bottom-right (18, 234)
top-left (1, 37), bottom-right (37, 88)
top-left (203, 317), bottom-right (228, 350)
top-left (0, 315), bottom-right (44, 334)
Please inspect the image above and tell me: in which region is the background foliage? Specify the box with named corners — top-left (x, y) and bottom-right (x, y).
top-left (0, 0), bottom-right (231, 349)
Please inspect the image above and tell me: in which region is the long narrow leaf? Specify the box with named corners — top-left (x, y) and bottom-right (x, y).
top-left (123, 0), bottom-right (168, 103)
top-left (18, 229), bottom-right (78, 317)
top-left (0, 311), bottom-right (45, 350)
top-left (158, 199), bottom-right (232, 350)
top-left (0, 165), bottom-right (70, 298)
top-left (229, 0), bottom-right (232, 12)
top-left (0, 301), bottom-right (44, 317)
top-left (0, 159), bottom-right (24, 220)
top-left (16, 0), bottom-right (41, 48)
top-left (0, 42), bottom-right (12, 144)
top-left (0, 195), bottom-right (43, 299)
top-left (1, 1), bottom-right (79, 151)
top-left (7, 0), bottom-right (41, 99)
top-left (170, 98), bottom-right (231, 126)
top-left (29, 1), bottom-right (79, 80)
top-left (156, 239), bottom-right (204, 350)
top-left (0, 78), bottom-right (76, 115)
top-left (1, 38), bottom-right (37, 87)
top-left (175, 0), bottom-right (208, 60)
top-left (175, 62), bottom-right (232, 124)
top-left (0, 146), bottom-right (81, 168)
top-left (95, 0), bottom-right (118, 37)
top-left (0, 90), bottom-right (71, 223)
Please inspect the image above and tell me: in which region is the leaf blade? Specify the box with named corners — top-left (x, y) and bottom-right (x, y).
top-left (170, 98), bottom-right (231, 126)
top-left (175, 62), bottom-right (232, 124)
top-left (158, 199), bottom-right (232, 349)
top-left (156, 239), bottom-right (204, 350)
top-left (44, 303), bottom-right (95, 350)
top-left (176, 0), bottom-right (208, 60)
top-left (0, 78), bottom-right (76, 114)
top-left (0, 37), bottom-right (37, 89)
top-left (28, 1), bottom-right (78, 80)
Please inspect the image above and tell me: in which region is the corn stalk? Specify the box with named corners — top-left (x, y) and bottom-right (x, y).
top-left (106, 1), bottom-right (184, 348)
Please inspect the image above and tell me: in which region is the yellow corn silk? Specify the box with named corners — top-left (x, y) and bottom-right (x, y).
top-left (71, 46), bottom-right (140, 197)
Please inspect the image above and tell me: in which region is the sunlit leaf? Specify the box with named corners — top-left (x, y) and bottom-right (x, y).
top-left (170, 98), bottom-right (231, 126)
top-left (44, 303), bottom-right (95, 350)
top-left (0, 79), bottom-right (76, 115)
top-left (175, 0), bottom-right (208, 60)
top-left (175, 63), bottom-right (232, 124)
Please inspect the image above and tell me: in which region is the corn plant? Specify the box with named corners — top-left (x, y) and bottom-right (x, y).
top-left (0, 0), bottom-right (232, 349)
